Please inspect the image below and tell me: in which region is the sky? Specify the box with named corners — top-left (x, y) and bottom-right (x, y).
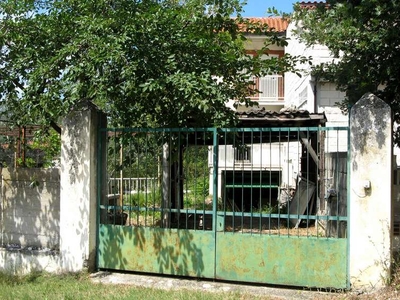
top-left (241, 0), bottom-right (296, 17)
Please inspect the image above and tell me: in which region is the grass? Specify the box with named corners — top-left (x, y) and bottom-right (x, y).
top-left (3, 269), bottom-right (400, 300)
top-left (0, 272), bottom-right (272, 300)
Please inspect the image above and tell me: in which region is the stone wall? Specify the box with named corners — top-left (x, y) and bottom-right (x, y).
top-left (1, 168), bottom-right (60, 249)
top-left (0, 167), bottom-right (61, 274)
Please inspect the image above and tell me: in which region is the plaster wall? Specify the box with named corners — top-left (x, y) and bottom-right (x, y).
top-left (0, 105), bottom-right (105, 275)
top-left (349, 93), bottom-right (392, 290)
top-left (60, 105), bottom-right (106, 272)
top-left (0, 167), bottom-right (61, 274)
top-left (1, 168), bottom-right (60, 249)
top-left (244, 38), bottom-right (284, 53)
top-left (0, 249), bottom-right (61, 275)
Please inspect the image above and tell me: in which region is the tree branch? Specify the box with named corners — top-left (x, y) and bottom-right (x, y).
top-left (50, 120), bottom-right (61, 135)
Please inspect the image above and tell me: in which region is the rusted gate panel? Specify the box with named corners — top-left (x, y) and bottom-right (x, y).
top-left (215, 233), bottom-right (347, 288)
top-left (98, 225), bottom-right (215, 278)
top-left (97, 126), bottom-right (349, 289)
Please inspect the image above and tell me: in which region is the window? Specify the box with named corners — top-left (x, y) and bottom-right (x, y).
top-left (247, 54), bottom-right (284, 101)
top-left (234, 145), bottom-right (251, 162)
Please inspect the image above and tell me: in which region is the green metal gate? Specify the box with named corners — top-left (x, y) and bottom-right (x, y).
top-left (97, 126), bottom-right (349, 289)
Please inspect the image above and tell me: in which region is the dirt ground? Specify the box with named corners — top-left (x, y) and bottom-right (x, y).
top-left (125, 213), bottom-right (325, 237)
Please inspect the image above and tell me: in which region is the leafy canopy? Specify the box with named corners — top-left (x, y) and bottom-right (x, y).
top-left (293, 0), bottom-right (400, 140)
top-left (0, 0), bottom-right (304, 130)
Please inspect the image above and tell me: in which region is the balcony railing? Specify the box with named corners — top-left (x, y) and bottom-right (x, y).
top-left (108, 177), bottom-right (158, 195)
top-left (249, 75), bottom-right (284, 101)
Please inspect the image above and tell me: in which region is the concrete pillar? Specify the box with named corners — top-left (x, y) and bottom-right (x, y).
top-left (60, 102), bottom-right (106, 272)
top-left (350, 93), bottom-right (392, 290)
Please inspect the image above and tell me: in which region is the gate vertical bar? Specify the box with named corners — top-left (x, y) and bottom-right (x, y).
top-left (96, 122), bottom-right (102, 270)
top-left (346, 117), bottom-right (351, 289)
top-left (212, 128), bottom-right (219, 278)
top-left (96, 115), bottom-right (107, 270)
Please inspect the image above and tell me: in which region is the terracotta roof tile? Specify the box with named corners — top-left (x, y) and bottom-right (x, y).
top-left (237, 107), bottom-right (326, 127)
top-left (238, 17), bottom-right (288, 33)
top-left (299, 1), bottom-right (328, 9)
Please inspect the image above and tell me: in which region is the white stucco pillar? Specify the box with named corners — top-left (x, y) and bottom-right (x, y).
top-left (350, 93), bottom-right (392, 290)
top-left (60, 102), bottom-right (106, 272)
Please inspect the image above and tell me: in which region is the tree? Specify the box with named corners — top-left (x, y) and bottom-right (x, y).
top-left (0, 0), bottom-right (304, 131)
top-left (293, 0), bottom-right (400, 142)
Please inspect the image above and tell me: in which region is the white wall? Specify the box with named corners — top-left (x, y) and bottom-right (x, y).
top-left (214, 143), bottom-right (283, 169)
top-left (0, 167), bottom-right (61, 274)
top-left (1, 168), bottom-right (60, 249)
top-left (285, 22), bottom-right (347, 127)
top-left (317, 82), bottom-right (348, 126)
top-left (0, 105), bottom-right (106, 275)
top-left (210, 142), bottom-right (301, 197)
top-left (60, 106), bottom-right (105, 272)
top-left (0, 249), bottom-right (61, 275)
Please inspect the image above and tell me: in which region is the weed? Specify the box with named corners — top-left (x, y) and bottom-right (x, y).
top-left (260, 204), bottom-right (278, 214)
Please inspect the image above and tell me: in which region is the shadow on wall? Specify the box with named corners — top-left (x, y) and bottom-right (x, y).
top-left (1, 167), bottom-right (60, 250)
top-left (59, 104), bottom-right (99, 272)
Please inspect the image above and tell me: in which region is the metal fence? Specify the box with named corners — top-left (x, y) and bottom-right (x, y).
top-left (0, 124), bottom-right (52, 168)
top-left (98, 126), bottom-right (349, 288)
top-left (108, 177), bottom-right (158, 195)
top-left (99, 126), bottom-right (348, 238)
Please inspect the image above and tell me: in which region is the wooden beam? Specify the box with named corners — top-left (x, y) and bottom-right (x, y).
top-left (299, 132), bottom-right (319, 165)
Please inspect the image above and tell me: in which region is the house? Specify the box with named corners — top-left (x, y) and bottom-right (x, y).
top-left (284, 5), bottom-right (348, 157)
top-left (209, 16), bottom-right (330, 213)
top-left (283, 1), bottom-right (400, 247)
top-left (232, 17), bottom-right (288, 112)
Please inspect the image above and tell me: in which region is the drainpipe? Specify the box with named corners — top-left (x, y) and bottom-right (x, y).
top-left (313, 77), bottom-right (318, 113)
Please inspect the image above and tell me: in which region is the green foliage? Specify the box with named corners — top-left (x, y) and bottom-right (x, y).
top-left (183, 145), bottom-right (209, 197)
top-left (0, 125), bottom-right (60, 168)
top-left (126, 191), bottom-right (161, 208)
top-left (107, 132), bottom-right (161, 178)
top-left (0, 0), bottom-right (304, 129)
top-left (17, 129), bottom-right (61, 168)
top-left (29, 129), bottom-right (61, 167)
top-left (188, 178), bottom-right (209, 199)
top-left (126, 191), bottom-right (162, 226)
top-left (260, 204), bottom-right (278, 214)
top-left (293, 0), bottom-right (400, 144)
